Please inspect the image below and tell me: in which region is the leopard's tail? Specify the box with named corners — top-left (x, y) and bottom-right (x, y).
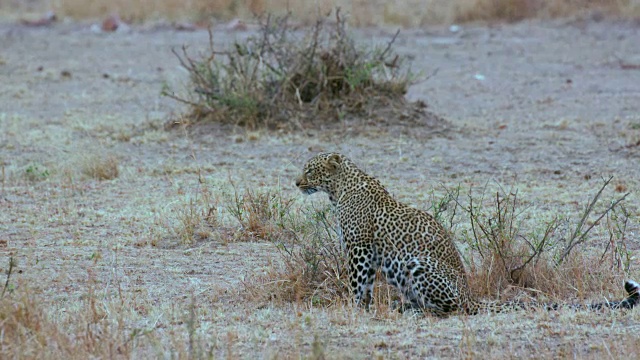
top-left (466, 280), bottom-right (640, 315)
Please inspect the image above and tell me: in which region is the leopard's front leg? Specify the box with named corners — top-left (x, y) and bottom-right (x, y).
top-left (347, 243), bottom-right (378, 308)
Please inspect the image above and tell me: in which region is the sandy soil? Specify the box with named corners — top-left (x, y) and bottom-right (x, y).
top-left (1, 18), bottom-right (640, 358)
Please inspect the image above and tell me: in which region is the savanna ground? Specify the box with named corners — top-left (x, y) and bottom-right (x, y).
top-left (2, 1), bottom-right (640, 359)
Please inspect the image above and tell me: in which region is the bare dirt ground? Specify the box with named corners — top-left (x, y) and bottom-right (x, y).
top-left (1, 17), bottom-right (640, 358)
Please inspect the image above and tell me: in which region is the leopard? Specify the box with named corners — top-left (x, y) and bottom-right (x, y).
top-left (295, 152), bottom-right (639, 316)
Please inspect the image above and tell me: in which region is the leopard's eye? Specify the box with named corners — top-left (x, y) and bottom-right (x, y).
top-left (305, 169), bottom-right (314, 176)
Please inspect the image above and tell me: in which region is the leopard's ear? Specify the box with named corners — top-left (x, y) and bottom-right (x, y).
top-left (326, 153), bottom-right (342, 172)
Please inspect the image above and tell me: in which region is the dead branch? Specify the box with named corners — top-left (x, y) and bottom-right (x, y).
top-left (378, 29), bottom-right (401, 64)
top-left (2, 256), bottom-right (15, 298)
top-left (510, 217), bottom-right (558, 282)
top-left (557, 176), bottom-right (629, 265)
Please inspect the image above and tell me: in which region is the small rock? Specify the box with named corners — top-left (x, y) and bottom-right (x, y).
top-left (20, 11), bottom-right (56, 27)
top-left (226, 18), bottom-right (248, 31)
top-left (100, 14), bottom-right (130, 33)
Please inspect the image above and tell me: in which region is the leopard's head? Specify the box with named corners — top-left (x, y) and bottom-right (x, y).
top-left (295, 152), bottom-right (345, 196)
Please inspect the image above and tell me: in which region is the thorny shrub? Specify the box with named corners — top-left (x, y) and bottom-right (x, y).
top-left (446, 177), bottom-right (632, 302)
top-left (163, 9), bottom-right (416, 130)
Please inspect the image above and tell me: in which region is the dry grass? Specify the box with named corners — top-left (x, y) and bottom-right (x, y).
top-left (3, 156), bottom-right (639, 359)
top-left (0, 267), bottom-right (218, 359)
top-left (453, 0), bottom-right (640, 23)
top-left (80, 153), bottom-right (120, 180)
top-left (7, 0), bottom-right (638, 25)
top-left (151, 174), bottom-right (219, 247)
top-left (0, 258), bottom-right (137, 359)
top-left (243, 204), bottom-right (351, 306)
top-left (150, 176), bottom-right (296, 247)
top-left (51, 0), bottom-right (272, 23)
top-left (226, 187), bottom-right (297, 241)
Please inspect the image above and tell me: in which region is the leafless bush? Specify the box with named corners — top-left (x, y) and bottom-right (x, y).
top-left (448, 177), bottom-right (631, 300)
top-left (557, 176), bottom-right (629, 265)
top-left (164, 9), bottom-right (414, 130)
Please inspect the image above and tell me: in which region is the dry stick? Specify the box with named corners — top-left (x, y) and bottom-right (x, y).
top-left (495, 191), bottom-right (516, 274)
top-left (484, 217), bottom-right (508, 273)
top-left (177, 43), bottom-right (223, 96)
top-left (557, 176), bottom-right (629, 265)
top-left (599, 205), bottom-right (630, 269)
top-left (167, 47), bottom-right (214, 107)
top-left (378, 29), bottom-right (401, 64)
top-left (176, 46), bottom-right (206, 84)
top-left (476, 188), bottom-right (507, 269)
top-left (163, 91), bottom-right (203, 108)
top-left (437, 184), bottom-right (462, 235)
top-left (600, 227), bottom-right (617, 269)
top-left (1, 164), bottom-right (4, 195)
top-left (457, 187), bottom-right (486, 261)
top-left (2, 256), bottom-right (15, 298)
top-left (247, 45), bottom-right (263, 88)
top-left (510, 217), bottom-right (559, 281)
top-left (422, 68), bottom-right (440, 83)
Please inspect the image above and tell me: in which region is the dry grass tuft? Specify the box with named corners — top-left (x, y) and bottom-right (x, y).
top-left (155, 181), bottom-right (296, 247)
top-left (453, 0), bottom-right (540, 22)
top-left (80, 153), bottom-right (119, 180)
top-left (0, 260), bottom-right (213, 359)
top-left (227, 187), bottom-right (296, 241)
top-left (153, 179), bottom-right (219, 247)
top-left (51, 0), bottom-right (238, 23)
top-left (164, 10), bottom-right (416, 130)
top-left (171, 195), bottom-right (218, 246)
top-left (0, 292), bottom-right (69, 357)
top-left (244, 205), bottom-right (350, 306)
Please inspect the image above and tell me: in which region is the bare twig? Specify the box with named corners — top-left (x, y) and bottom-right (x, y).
top-left (600, 204), bottom-right (631, 271)
top-left (378, 29), bottom-right (401, 63)
top-left (557, 176), bottom-right (629, 265)
top-left (162, 90), bottom-right (207, 108)
top-left (1, 163), bottom-right (5, 196)
top-left (510, 217), bottom-right (558, 282)
top-left (2, 256), bottom-right (15, 298)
